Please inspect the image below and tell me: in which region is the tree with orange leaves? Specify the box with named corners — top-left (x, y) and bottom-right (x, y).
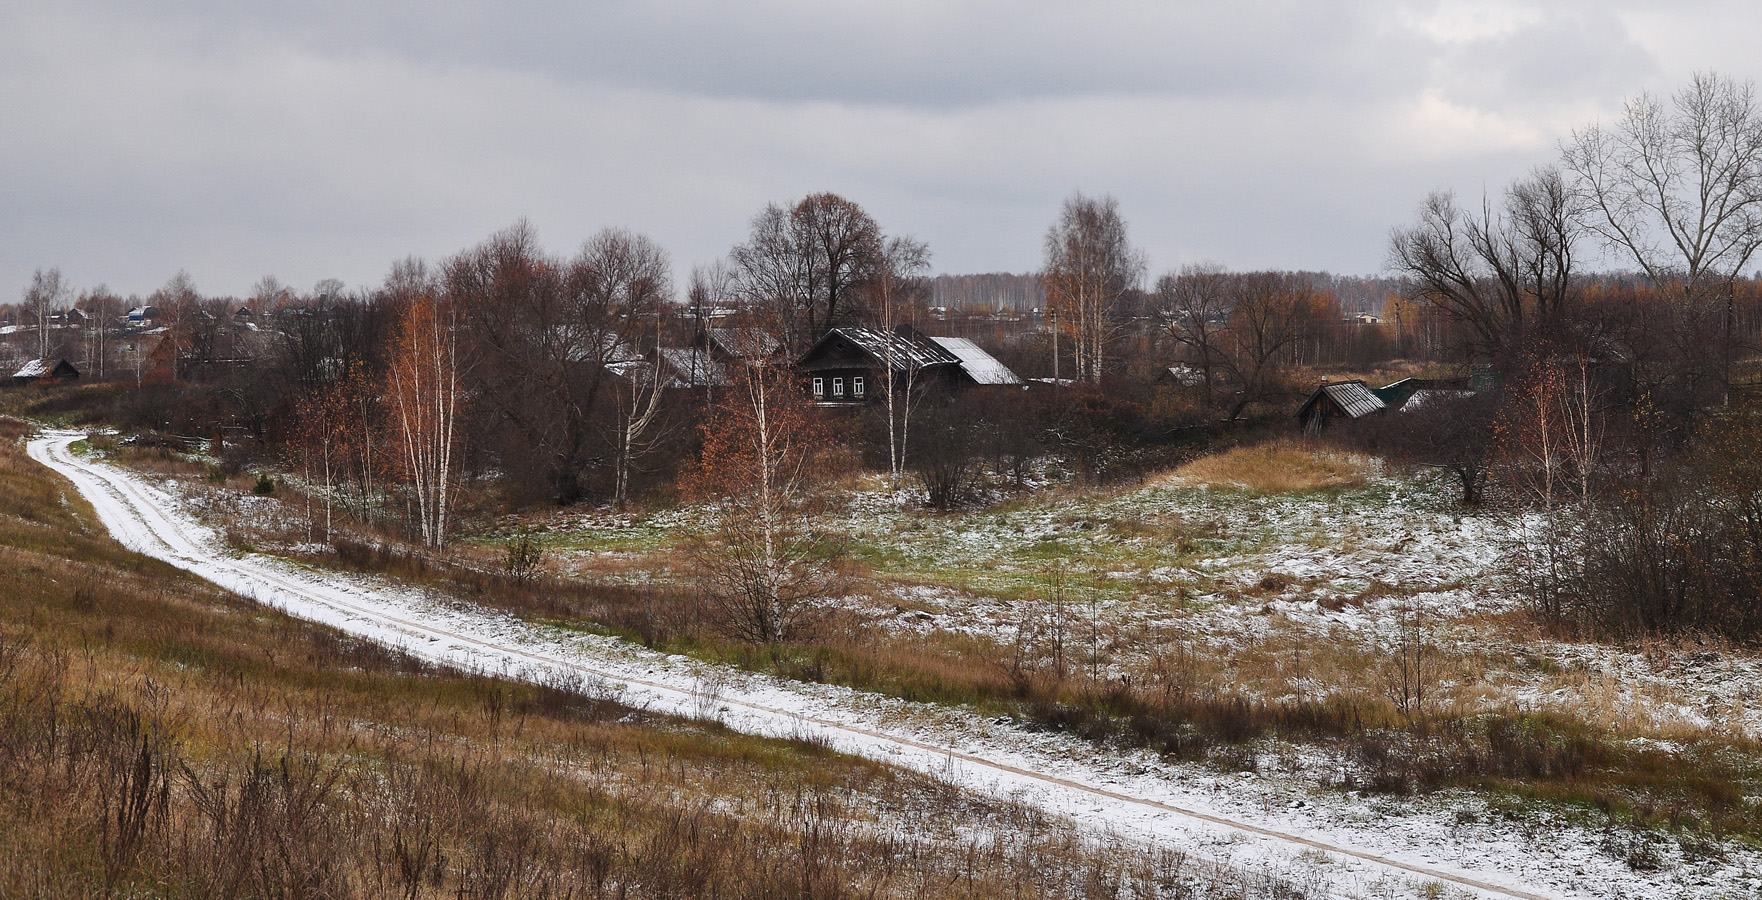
top-left (385, 262), bottom-right (463, 549)
top-left (681, 355), bottom-right (837, 643)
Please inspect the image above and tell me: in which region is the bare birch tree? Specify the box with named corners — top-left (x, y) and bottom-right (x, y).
top-left (1042, 193), bottom-right (1145, 383)
top-left (683, 352), bottom-right (835, 643)
top-left (872, 236), bottom-right (931, 487)
top-left (23, 268), bottom-right (69, 361)
top-left (386, 261), bottom-right (461, 549)
top-left (80, 285), bottom-right (123, 378)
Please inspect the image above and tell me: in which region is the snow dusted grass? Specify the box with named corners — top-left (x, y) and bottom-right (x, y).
top-left (11, 425), bottom-right (1304, 900)
top-left (100, 431), bottom-right (1762, 897)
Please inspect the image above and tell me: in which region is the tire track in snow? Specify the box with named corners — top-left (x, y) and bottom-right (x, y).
top-left (28, 430), bottom-right (1557, 900)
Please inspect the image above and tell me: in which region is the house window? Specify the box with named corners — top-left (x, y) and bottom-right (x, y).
top-left (853, 376), bottom-right (865, 397)
top-left (832, 377), bottom-right (844, 397)
top-left (812, 377), bottom-right (824, 397)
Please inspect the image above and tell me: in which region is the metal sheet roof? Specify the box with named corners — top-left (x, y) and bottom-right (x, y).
top-left (1320, 381), bottom-right (1385, 418)
top-left (928, 336), bottom-right (1022, 385)
top-left (808, 327), bottom-right (959, 373)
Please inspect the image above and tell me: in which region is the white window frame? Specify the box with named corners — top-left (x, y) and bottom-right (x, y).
top-left (832, 377), bottom-right (844, 397)
top-left (853, 375), bottom-right (865, 397)
top-left (812, 377), bottom-right (824, 397)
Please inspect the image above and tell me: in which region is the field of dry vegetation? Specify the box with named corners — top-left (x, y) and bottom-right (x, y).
top-left (99, 411), bottom-right (1762, 874)
top-left (0, 416), bottom-right (1309, 900)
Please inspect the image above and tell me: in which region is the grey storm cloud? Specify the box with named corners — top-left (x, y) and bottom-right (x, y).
top-left (0, 0), bottom-right (1754, 299)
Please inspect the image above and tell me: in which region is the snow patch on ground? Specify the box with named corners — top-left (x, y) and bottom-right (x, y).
top-left (36, 432), bottom-right (1762, 900)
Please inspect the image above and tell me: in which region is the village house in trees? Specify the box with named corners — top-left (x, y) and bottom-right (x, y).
top-left (796, 325), bottom-right (1021, 404)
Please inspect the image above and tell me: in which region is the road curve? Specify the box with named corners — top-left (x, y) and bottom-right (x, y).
top-left (28, 429), bottom-right (1557, 900)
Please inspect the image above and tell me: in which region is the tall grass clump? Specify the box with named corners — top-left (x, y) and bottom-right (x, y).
top-left (1165, 440), bottom-right (1372, 493)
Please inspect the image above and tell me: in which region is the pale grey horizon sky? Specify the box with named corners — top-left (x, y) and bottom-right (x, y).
top-left (2, 0), bottom-right (1758, 300)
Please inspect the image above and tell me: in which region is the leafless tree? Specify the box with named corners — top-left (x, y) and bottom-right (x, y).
top-left (1564, 72), bottom-right (1762, 381)
top-left (1160, 269), bottom-right (1335, 419)
top-left (1155, 262), bottom-right (1232, 404)
top-left (1564, 72), bottom-right (1762, 302)
top-left (1042, 193), bottom-right (1145, 383)
top-left (687, 260), bottom-right (738, 406)
top-left (451, 222), bottom-right (671, 503)
top-left (871, 236), bottom-right (932, 486)
top-left (249, 276), bottom-right (295, 315)
top-left (731, 193), bottom-right (884, 352)
top-left (23, 268), bottom-right (69, 360)
top-left (1387, 168), bottom-right (1581, 354)
top-left (79, 285), bottom-right (124, 377)
top-left (609, 317), bottom-right (683, 509)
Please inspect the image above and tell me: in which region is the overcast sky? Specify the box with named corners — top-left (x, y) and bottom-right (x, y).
top-left (3, 0), bottom-right (1759, 300)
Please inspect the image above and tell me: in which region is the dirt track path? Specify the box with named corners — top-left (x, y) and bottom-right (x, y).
top-left (28, 430), bottom-right (1558, 900)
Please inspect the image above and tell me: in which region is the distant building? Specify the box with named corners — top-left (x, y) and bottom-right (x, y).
top-left (10, 358), bottom-right (79, 387)
top-left (796, 327), bottom-right (1023, 404)
top-left (1297, 372), bottom-right (1492, 431)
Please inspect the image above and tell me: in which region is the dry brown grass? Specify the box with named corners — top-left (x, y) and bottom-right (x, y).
top-left (102, 417), bottom-right (1762, 851)
top-left (1162, 440), bottom-right (1373, 493)
top-left (2, 419), bottom-right (1295, 900)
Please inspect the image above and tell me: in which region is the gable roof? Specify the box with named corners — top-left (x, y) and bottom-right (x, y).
top-left (12, 358), bottom-right (78, 380)
top-left (1298, 380), bottom-right (1385, 422)
top-left (800, 327), bottom-right (959, 374)
top-left (11, 359), bottom-right (52, 379)
top-left (707, 327), bottom-right (782, 360)
top-left (928, 336), bottom-right (1022, 385)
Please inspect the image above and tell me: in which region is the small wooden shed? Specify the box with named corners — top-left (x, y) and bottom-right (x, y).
top-left (1295, 380), bottom-right (1385, 432)
top-left (10, 358), bottom-right (79, 387)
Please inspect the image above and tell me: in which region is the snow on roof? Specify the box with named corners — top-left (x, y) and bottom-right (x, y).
top-left (708, 327), bottom-right (781, 360)
top-left (656, 347), bottom-right (731, 388)
top-left (1399, 389), bottom-right (1476, 411)
top-left (814, 327), bottom-right (958, 373)
top-left (11, 359), bottom-right (51, 379)
top-left (928, 336), bottom-right (1022, 385)
top-left (1162, 364), bottom-right (1205, 387)
top-left (1319, 381), bottom-right (1385, 418)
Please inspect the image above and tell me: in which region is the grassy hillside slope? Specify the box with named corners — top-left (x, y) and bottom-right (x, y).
top-left (0, 418), bottom-right (1233, 900)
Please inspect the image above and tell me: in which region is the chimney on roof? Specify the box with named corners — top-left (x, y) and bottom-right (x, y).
top-left (1321, 376), bottom-right (1329, 385)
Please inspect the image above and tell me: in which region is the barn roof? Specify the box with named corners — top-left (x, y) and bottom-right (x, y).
top-left (927, 336), bottom-right (1022, 385)
top-left (1316, 380), bottom-right (1386, 418)
top-left (1371, 376), bottom-right (1471, 407)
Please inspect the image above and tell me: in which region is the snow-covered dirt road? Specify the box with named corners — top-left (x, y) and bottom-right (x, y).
top-left (27, 429), bottom-right (1583, 900)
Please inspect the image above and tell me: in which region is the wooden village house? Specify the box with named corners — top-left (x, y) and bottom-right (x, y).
top-left (796, 326), bottom-right (1021, 404)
